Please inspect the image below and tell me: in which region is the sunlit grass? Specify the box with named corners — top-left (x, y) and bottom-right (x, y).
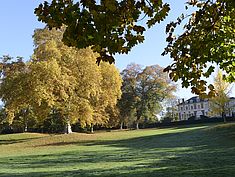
top-left (0, 123), bottom-right (235, 177)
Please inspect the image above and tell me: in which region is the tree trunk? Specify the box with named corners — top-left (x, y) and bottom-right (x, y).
top-left (64, 121), bottom-right (72, 134)
top-left (90, 123), bottom-right (94, 133)
top-left (136, 121), bottom-right (139, 130)
top-left (120, 121), bottom-right (123, 130)
top-left (222, 112), bottom-right (226, 123)
top-left (24, 125), bottom-right (28, 132)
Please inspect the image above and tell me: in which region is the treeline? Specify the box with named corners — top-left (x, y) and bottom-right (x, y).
top-left (0, 27), bottom-right (176, 134)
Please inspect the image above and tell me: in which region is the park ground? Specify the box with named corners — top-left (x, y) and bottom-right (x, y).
top-left (0, 123), bottom-right (235, 177)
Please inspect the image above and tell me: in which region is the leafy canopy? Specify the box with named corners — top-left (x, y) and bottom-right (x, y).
top-left (163, 0), bottom-right (235, 96)
top-left (0, 28), bottom-right (122, 128)
top-left (35, 0), bottom-right (170, 64)
top-left (35, 0), bottom-right (235, 97)
top-left (119, 63), bottom-right (176, 128)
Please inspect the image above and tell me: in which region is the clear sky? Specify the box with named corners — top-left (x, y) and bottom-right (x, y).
top-left (0, 1), bottom-right (233, 99)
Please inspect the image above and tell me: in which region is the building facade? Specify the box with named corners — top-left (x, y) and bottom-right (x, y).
top-left (177, 96), bottom-right (235, 120)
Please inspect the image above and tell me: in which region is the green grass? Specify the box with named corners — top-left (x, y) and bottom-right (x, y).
top-left (0, 123), bottom-right (235, 177)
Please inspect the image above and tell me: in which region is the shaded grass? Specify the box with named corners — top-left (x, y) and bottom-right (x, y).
top-left (0, 123), bottom-right (235, 177)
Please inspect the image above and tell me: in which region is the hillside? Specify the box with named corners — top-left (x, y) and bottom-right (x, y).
top-left (0, 123), bottom-right (235, 177)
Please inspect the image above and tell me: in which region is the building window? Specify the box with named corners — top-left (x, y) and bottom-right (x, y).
top-left (201, 103), bottom-right (204, 109)
top-left (194, 104), bottom-right (196, 109)
top-left (198, 104), bottom-right (200, 109)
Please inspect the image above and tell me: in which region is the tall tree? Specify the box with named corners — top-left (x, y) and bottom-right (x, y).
top-left (0, 28), bottom-right (122, 133)
top-left (118, 63), bottom-right (142, 129)
top-left (120, 63), bottom-right (176, 129)
top-left (33, 28), bottom-right (122, 132)
top-left (209, 70), bottom-right (232, 122)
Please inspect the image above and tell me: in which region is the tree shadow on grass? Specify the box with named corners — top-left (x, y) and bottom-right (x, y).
top-left (0, 125), bottom-right (235, 177)
top-left (0, 137), bottom-right (44, 145)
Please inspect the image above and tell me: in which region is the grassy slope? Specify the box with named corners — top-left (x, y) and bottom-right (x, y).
top-left (0, 123), bottom-right (235, 177)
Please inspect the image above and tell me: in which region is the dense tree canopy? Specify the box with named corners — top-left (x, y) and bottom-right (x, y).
top-left (35, 0), bottom-right (235, 96)
top-left (119, 63), bottom-right (176, 129)
top-left (0, 28), bottom-right (122, 132)
top-left (35, 0), bottom-right (170, 64)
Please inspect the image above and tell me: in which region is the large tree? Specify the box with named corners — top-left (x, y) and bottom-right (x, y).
top-left (35, 0), bottom-right (235, 96)
top-left (119, 63), bottom-right (176, 129)
top-left (0, 28), bottom-right (122, 133)
top-left (118, 63), bottom-right (141, 129)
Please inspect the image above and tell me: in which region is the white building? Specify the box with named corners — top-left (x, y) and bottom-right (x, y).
top-left (177, 96), bottom-right (235, 120)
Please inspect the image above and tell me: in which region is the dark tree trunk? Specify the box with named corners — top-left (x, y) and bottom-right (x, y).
top-left (222, 112), bottom-right (226, 123)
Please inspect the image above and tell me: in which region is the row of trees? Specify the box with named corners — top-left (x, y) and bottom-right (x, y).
top-left (0, 27), bottom-right (176, 133)
top-left (0, 27), bottom-right (122, 133)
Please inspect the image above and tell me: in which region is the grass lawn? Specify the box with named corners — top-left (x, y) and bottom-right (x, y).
top-left (0, 123), bottom-right (235, 177)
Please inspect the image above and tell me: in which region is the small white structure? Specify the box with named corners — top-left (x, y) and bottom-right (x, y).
top-left (177, 96), bottom-right (235, 120)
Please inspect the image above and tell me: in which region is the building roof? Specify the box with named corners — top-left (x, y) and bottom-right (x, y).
top-left (178, 96), bottom-right (207, 105)
top-left (178, 96), bottom-right (235, 106)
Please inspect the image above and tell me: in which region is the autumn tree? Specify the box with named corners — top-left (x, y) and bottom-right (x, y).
top-left (0, 28), bottom-right (122, 133)
top-left (119, 63), bottom-right (176, 129)
top-left (0, 55), bottom-right (33, 125)
top-left (209, 70), bottom-right (232, 122)
top-left (33, 28), bottom-right (122, 133)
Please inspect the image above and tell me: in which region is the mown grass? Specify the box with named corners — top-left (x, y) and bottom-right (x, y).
top-left (0, 123), bottom-right (235, 177)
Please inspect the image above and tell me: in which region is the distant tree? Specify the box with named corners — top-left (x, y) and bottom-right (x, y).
top-left (118, 63), bottom-right (141, 129)
top-left (120, 63), bottom-right (176, 129)
top-left (209, 70), bottom-right (232, 122)
top-left (163, 97), bottom-right (179, 121)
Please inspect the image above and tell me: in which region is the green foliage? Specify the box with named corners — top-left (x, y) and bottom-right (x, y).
top-left (163, 0), bottom-right (235, 96)
top-left (35, 0), bottom-right (170, 64)
top-left (42, 109), bottom-right (66, 133)
top-left (119, 63), bottom-right (176, 128)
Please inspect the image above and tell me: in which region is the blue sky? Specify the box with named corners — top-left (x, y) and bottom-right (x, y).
top-left (1, 1), bottom-right (233, 99)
